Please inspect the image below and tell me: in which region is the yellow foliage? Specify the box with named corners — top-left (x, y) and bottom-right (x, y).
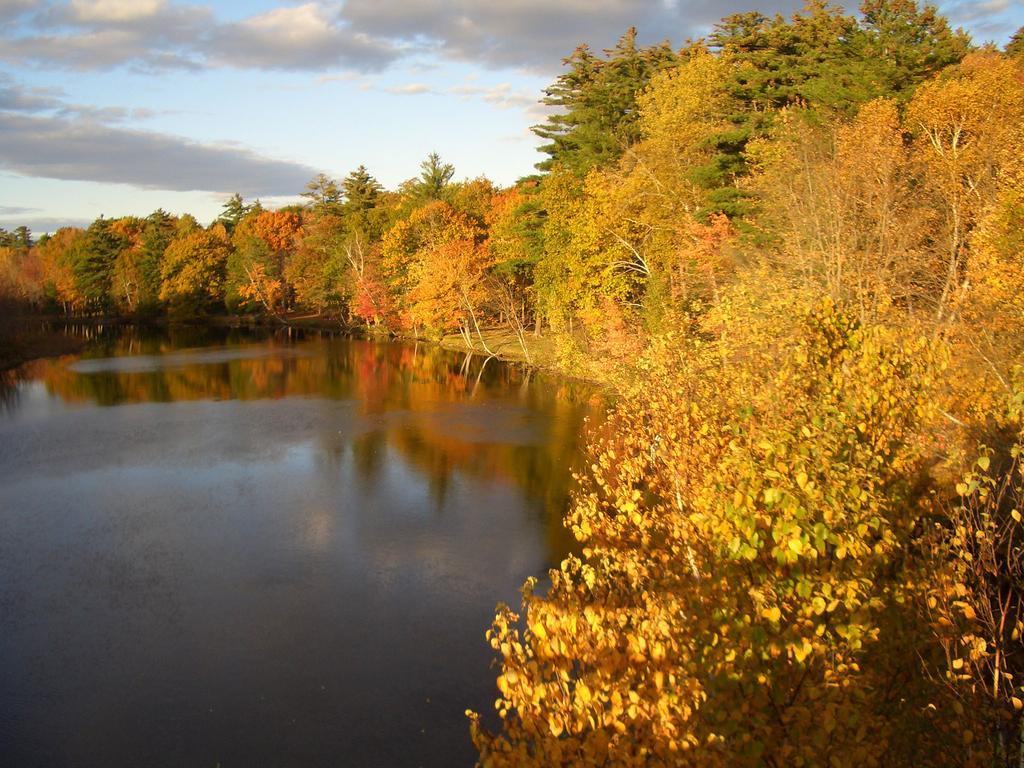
top-left (470, 299), bottom-right (960, 767)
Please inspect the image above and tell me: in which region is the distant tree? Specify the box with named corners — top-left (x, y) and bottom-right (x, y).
top-left (159, 227), bottom-right (230, 306)
top-left (66, 217), bottom-right (127, 310)
top-left (218, 193), bottom-right (258, 232)
top-left (415, 153), bottom-right (455, 200)
top-left (302, 173), bottom-right (343, 214)
top-left (342, 165), bottom-right (384, 215)
top-left (33, 228), bottom-right (82, 311)
top-left (227, 210), bottom-right (300, 314)
top-left (0, 226), bottom-right (32, 249)
top-left (1008, 26), bottom-right (1024, 58)
top-left (137, 209), bottom-right (176, 309)
top-left (108, 217), bottom-right (146, 312)
top-left (286, 212), bottom-right (350, 315)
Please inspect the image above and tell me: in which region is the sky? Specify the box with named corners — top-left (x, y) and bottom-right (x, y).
top-left (1, 0), bottom-right (1022, 234)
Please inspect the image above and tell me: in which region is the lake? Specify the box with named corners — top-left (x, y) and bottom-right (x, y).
top-left (0, 326), bottom-right (597, 767)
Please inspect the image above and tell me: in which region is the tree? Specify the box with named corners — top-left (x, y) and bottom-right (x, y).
top-left (286, 212), bottom-right (349, 316)
top-left (470, 301), bottom-right (955, 767)
top-left (0, 226), bottom-right (32, 249)
top-left (906, 53), bottom-right (1024, 325)
top-left (407, 237), bottom-right (494, 349)
top-left (109, 217), bottom-right (146, 312)
top-left (66, 217), bottom-right (128, 310)
top-left (415, 152), bottom-right (455, 200)
top-left (32, 228), bottom-right (82, 312)
top-left (380, 200), bottom-right (482, 334)
top-left (159, 227), bottom-right (231, 306)
top-left (1008, 26), bottom-right (1024, 59)
top-left (301, 173), bottom-right (343, 214)
top-left (136, 209), bottom-right (176, 310)
top-left (342, 165), bottom-right (384, 218)
top-left (751, 100), bottom-right (933, 319)
top-left (227, 210), bottom-right (300, 315)
top-left (485, 186), bottom-right (543, 338)
top-left (218, 193), bottom-right (258, 232)
top-left (857, 0), bottom-right (970, 98)
top-left (954, 156), bottom-right (1024, 411)
top-left (533, 29), bottom-right (680, 174)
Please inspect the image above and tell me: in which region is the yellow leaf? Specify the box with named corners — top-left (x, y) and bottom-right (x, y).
top-left (548, 715), bottom-right (563, 737)
top-left (577, 682), bottom-right (592, 704)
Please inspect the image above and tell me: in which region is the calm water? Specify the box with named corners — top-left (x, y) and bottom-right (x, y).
top-left (0, 326), bottom-right (597, 767)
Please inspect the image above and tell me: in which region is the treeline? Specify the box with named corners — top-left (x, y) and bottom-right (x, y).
top-left (0, 157), bottom-right (538, 357)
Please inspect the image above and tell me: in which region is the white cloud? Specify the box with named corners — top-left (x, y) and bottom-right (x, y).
top-left (385, 83), bottom-right (433, 95)
top-left (208, 4), bottom-right (399, 70)
top-left (68, 0), bottom-right (165, 23)
top-left (450, 83), bottom-right (536, 110)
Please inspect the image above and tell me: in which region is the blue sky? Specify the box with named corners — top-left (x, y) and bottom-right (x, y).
top-left (1, 0), bottom-right (1021, 234)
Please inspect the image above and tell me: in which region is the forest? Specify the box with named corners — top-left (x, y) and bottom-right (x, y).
top-left (4, 1), bottom-right (1024, 764)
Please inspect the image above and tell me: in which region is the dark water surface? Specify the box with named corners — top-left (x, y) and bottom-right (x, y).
top-left (0, 327), bottom-right (597, 767)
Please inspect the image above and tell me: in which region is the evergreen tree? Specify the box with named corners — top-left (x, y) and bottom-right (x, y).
top-left (1007, 26), bottom-right (1024, 59)
top-left (856, 0), bottom-right (971, 99)
top-left (68, 217), bottom-right (127, 308)
top-left (415, 152), bottom-right (455, 200)
top-left (301, 173), bottom-right (343, 215)
top-left (0, 226), bottom-right (32, 249)
top-left (701, 0), bottom-right (970, 215)
top-left (342, 165), bottom-right (383, 212)
top-left (138, 209), bottom-right (176, 308)
top-left (533, 28), bottom-right (680, 174)
top-left (218, 193), bottom-right (255, 232)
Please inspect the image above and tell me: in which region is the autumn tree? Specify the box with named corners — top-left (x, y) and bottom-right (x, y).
top-left (159, 225), bottom-right (231, 311)
top-left (906, 53), bottom-right (1024, 326)
top-left (471, 300), bottom-right (959, 767)
top-left (485, 186), bottom-right (542, 342)
top-left (108, 217), bottom-right (146, 313)
top-left (926, 374), bottom-right (1024, 764)
top-left (380, 200), bottom-right (485, 337)
top-left (31, 228), bottom-right (82, 312)
top-left (286, 212), bottom-right (350, 316)
top-left (226, 210), bottom-right (301, 315)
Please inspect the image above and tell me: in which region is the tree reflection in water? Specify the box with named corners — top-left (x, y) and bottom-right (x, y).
top-left (20, 324), bottom-right (602, 566)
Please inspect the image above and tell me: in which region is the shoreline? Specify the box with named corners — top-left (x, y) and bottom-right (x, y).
top-left (0, 312), bottom-right (578, 380)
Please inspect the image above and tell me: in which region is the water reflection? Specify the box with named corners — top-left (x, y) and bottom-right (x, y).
top-left (19, 328), bottom-right (595, 556)
top-left (0, 327), bottom-right (600, 767)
